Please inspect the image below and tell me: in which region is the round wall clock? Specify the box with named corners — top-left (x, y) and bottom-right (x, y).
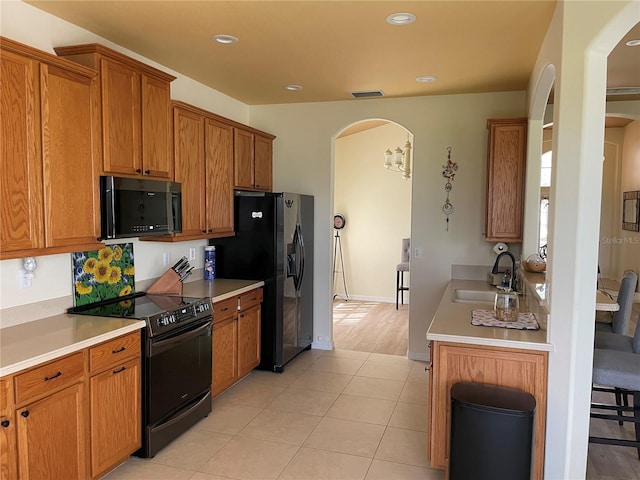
top-left (333, 214), bottom-right (346, 230)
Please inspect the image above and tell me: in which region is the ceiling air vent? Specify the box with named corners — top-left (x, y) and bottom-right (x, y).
top-left (350, 90), bottom-right (385, 99)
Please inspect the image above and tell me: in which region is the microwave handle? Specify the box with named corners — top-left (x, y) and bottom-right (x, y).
top-left (98, 176), bottom-right (116, 241)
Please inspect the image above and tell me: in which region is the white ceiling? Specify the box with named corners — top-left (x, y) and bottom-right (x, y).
top-left (26, 1), bottom-right (639, 106)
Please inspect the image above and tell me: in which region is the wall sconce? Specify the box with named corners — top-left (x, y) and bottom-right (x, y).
top-left (384, 138), bottom-right (412, 180)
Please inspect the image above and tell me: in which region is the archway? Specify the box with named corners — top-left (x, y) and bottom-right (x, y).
top-left (331, 119), bottom-right (413, 356)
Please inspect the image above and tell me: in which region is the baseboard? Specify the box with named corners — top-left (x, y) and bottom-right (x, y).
top-left (334, 294), bottom-right (409, 304)
top-left (408, 351), bottom-right (430, 362)
top-left (311, 340), bottom-right (334, 350)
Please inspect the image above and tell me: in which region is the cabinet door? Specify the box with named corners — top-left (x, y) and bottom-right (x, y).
top-left (90, 358), bottom-right (141, 477)
top-left (16, 383), bottom-right (86, 480)
top-left (234, 128), bottom-right (254, 189)
top-left (430, 342), bottom-right (547, 479)
top-left (205, 118), bottom-right (234, 234)
top-left (174, 106), bottom-right (206, 238)
top-left (0, 377), bottom-right (16, 480)
top-left (0, 412), bottom-right (16, 480)
top-left (41, 63), bottom-right (101, 250)
top-left (485, 119), bottom-right (527, 242)
top-left (212, 317), bottom-right (238, 396)
top-left (0, 50), bottom-right (44, 256)
top-left (101, 58), bottom-right (142, 176)
top-left (237, 305), bottom-right (261, 378)
top-left (254, 135), bottom-right (273, 191)
top-left (141, 75), bottom-right (173, 179)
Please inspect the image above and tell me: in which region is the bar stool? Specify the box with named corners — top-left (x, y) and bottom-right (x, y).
top-left (396, 238), bottom-right (410, 309)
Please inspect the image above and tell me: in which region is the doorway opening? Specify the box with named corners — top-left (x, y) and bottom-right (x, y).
top-left (332, 119), bottom-right (413, 356)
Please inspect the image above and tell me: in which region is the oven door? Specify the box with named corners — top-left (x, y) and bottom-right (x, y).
top-left (146, 317), bottom-right (212, 426)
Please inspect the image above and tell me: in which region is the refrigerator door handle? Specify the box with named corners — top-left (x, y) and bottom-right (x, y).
top-left (293, 224), bottom-right (304, 292)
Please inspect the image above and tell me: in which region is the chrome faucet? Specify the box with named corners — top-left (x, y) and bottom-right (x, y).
top-left (492, 251), bottom-right (517, 291)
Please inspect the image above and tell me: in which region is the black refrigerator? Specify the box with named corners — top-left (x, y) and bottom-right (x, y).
top-left (212, 191), bottom-right (314, 372)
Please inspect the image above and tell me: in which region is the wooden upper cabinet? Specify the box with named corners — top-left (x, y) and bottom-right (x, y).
top-left (41, 63), bottom-right (101, 249)
top-left (234, 128), bottom-right (255, 189)
top-left (485, 118), bottom-right (527, 242)
top-left (254, 134), bottom-right (273, 191)
top-left (141, 74), bottom-right (172, 178)
top-left (174, 105), bottom-right (206, 238)
top-left (0, 47), bottom-right (43, 255)
top-left (234, 128), bottom-right (274, 192)
top-left (205, 118), bottom-right (234, 234)
top-left (0, 37), bottom-right (102, 260)
top-left (54, 43), bottom-right (176, 180)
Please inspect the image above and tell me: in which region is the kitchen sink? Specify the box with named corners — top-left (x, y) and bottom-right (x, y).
top-left (452, 289), bottom-right (497, 304)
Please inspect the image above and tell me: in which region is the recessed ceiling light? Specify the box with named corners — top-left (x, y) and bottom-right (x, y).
top-left (626, 39), bottom-right (640, 47)
top-left (284, 84), bottom-right (303, 91)
top-left (416, 75), bottom-right (438, 83)
top-left (386, 12), bottom-right (416, 25)
top-left (212, 34), bottom-right (238, 44)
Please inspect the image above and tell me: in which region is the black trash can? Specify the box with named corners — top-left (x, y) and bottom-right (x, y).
top-left (449, 382), bottom-right (536, 480)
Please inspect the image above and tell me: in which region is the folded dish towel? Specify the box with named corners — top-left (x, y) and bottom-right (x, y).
top-left (471, 309), bottom-right (540, 331)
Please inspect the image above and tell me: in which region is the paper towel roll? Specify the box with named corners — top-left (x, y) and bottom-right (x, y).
top-left (493, 242), bottom-right (508, 254)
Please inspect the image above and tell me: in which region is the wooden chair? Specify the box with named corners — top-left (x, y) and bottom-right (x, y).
top-left (396, 238), bottom-right (410, 309)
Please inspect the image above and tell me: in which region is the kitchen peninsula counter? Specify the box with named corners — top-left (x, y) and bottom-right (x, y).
top-left (426, 279), bottom-right (553, 351)
top-left (0, 278), bottom-right (264, 377)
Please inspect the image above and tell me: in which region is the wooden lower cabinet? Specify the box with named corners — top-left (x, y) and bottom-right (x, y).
top-left (238, 305), bottom-right (261, 378)
top-left (1, 330), bottom-right (142, 479)
top-left (212, 318), bottom-right (238, 396)
top-left (89, 357), bottom-right (140, 478)
top-left (428, 341), bottom-right (547, 480)
top-left (16, 383), bottom-right (86, 479)
top-left (212, 288), bottom-right (262, 397)
top-left (0, 377), bottom-right (17, 480)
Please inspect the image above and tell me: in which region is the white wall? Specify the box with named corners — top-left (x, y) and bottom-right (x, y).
top-left (526, 1), bottom-right (639, 478)
top-left (334, 123), bottom-right (411, 302)
top-left (617, 120), bottom-right (640, 277)
top-left (251, 92), bottom-right (527, 354)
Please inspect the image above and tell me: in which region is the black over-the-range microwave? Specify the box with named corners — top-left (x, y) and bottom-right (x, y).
top-left (99, 176), bottom-right (182, 240)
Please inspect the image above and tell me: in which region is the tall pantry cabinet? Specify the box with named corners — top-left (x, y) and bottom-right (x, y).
top-left (0, 37), bottom-right (103, 260)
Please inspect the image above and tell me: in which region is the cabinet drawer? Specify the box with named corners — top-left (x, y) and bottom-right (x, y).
top-left (14, 351), bottom-right (85, 405)
top-left (89, 331), bottom-right (141, 374)
top-left (238, 288), bottom-right (263, 311)
top-left (0, 375), bottom-right (12, 414)
top-left (214, 297), bottom-right (238, 323)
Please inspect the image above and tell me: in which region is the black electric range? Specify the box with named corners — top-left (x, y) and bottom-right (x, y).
top-left (68, 293), bottom-right (212, 337)
top-left (68, 292), bottom-right (213, 457)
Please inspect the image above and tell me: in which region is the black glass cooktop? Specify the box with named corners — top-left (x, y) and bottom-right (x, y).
top-left (68, 293), bottom-right (203, 320)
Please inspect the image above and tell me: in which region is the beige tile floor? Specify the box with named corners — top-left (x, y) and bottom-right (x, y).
top-left (104, 348), bottom-right (443, 480)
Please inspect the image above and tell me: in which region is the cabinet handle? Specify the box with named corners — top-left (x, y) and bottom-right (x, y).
top-left (44, 371), bottom-right (62, 381)
top-left (21, 411), bottom-right (29, 418)
top-left (144, 170), bottom-right (151, 175)
top-left (1, 420), bottom-right (9, 428)
top-left (202, 230), bottom-right (207, 234)
top-left (113, 366), bottom-right (126, 374)
top-left (136, 168), bottom-right (142, 174)
top-left (220, 307), bottom-right (229, 312)
top-left (112, 346), bottom-right (126, 354)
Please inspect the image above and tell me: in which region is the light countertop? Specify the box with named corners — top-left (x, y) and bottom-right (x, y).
top-left (0, 278), bottom-right (264, 377)
top-left (426, 279), bottom-right (554, 351)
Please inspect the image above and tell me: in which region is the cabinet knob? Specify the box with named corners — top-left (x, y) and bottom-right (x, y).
top-left (1, 419), bottom-right (9, 428)
top-left (21, 411), bottom-right (29, 418)
top-left (202, 230), bottom-right (207, 234)
top-left (136, 168), bottom-right (142, 174)
top-left (144, 170), bottom-right (151, 175)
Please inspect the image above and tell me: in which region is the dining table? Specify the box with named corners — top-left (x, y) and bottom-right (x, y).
top-left (595, 290), bottom-right (620, 312)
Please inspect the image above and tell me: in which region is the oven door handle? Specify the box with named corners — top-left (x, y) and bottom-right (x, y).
top-left (149, 320), bottom-right (212, 357)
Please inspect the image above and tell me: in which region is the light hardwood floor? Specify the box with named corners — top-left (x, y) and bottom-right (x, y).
top-left (332, 300), bottom-right (408, 356)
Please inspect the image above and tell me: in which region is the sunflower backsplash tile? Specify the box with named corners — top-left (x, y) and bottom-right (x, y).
top-left (72, 243), bottom-right (135, 307)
